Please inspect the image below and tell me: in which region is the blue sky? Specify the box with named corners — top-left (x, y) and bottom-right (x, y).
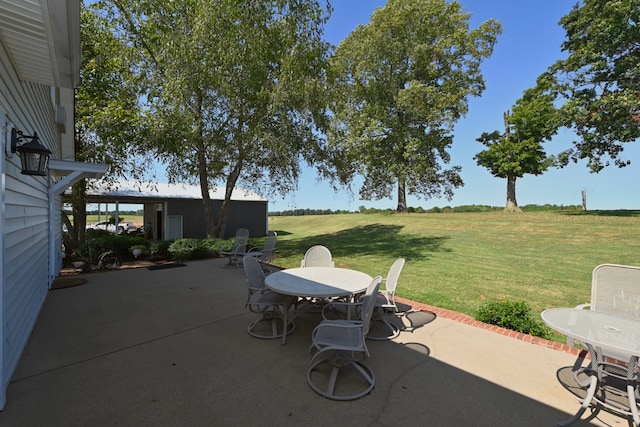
top-left (262, 0), bottom-right (640, 212)
top-left (140, 1), bottom-right (638, 213)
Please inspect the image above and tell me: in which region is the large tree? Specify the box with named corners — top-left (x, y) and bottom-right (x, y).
top-left (66, 6), bottom-right (149, 254)
top-left (550, 0), bottom-right (640, 172)
top-left (474, 78), bottom-right (560, 211)
top-left (326, 0), bottom-right (501, 212)
top-left (93, 0), bottom-right (332, 238)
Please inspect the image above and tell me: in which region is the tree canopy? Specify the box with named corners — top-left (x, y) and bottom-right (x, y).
top-left (475, 77), bottom-right (560, 211)
top-left (326, 0), bottom-right (501, 212)
top-left (66, 6), bottom-right (150, 252)
top-left (91, 0), bottom-right (333, 237)
top-left (550, 0), bottom-right (640, 172)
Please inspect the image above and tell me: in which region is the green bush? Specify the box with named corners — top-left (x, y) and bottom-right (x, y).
top-left (78, 231), bottom-right (149, 262)
top-left (200, 238), bottom-right (230, 257)
top-left (168, 238), bottom-right (216, 261)
top-left (475, 299), bottom-right (553, 340)
top-left (151, 240), bottom-right (174, 259)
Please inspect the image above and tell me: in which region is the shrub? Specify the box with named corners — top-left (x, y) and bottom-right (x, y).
top-left (200, 238), bottom-right (229, 257)
top-left (151, 240), bottom-right (174, 259)
top-left (77, 232), bottom-right (148, 262)
top-left (475, 299), bottom-right (553, 340)
top-left (168, 238), bottom-right (214, 261)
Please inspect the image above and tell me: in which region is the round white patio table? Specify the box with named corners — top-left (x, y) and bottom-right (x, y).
top-left (265, 267), bottom-right (372, 344)
top-left (541, 308), bottom-right (640, 426)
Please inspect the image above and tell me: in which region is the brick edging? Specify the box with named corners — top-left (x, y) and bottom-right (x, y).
top-left (396, 297), bottom-right (584, 356)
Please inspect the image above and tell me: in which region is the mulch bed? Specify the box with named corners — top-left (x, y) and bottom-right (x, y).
top-left (51, 277), bottom-right (89, 290)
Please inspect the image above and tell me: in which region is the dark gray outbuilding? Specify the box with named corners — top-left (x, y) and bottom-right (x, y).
top-left (70, 181), bottom-right (268, 240)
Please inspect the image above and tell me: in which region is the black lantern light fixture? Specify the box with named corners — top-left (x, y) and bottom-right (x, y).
top-left (10, 128), bottom-right (51, 176)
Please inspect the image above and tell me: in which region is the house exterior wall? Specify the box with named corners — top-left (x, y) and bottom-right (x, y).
top-left (1, 46), bottom-right (59, 410)
top-left (51, 195), bottom-right (64, 275)
top-left (166, 199), bottom-right (268, 239)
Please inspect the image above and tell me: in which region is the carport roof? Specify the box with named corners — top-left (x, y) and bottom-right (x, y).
top-left (66, 181), bottom-right (266, 204)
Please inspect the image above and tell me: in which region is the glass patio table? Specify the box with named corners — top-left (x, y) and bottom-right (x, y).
top-left (264, 267), bottom-right (372, 344)
top-left (541, 308), bottom-right (640, 426)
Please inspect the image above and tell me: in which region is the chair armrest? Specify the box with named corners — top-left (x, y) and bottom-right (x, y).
top-left (574, 303), bottom-right (591, 310)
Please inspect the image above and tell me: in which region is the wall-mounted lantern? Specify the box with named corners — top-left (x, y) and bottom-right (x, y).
top-left (10, 128), bottom-right (51, 176)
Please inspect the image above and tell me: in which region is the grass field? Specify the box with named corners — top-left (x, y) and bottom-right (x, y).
top-left (265, 211), bottom-right (640, 321)
top-left (86, 215), bottom-right (144, 227)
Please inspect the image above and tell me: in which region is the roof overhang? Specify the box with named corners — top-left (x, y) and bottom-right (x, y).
top-left (0, 0), bottom-right (81, 88)
top-left (67, 181), bottom-right (267, 204)
top-left (49, 159), bottom-right (109, 197)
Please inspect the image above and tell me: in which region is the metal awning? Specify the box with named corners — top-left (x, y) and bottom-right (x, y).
top-left (70, 180), bottom-right (266, 204)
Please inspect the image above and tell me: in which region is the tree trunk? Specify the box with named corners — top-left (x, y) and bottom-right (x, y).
top-left (215, 158), bottom-right (243, 239)
top-left (197, 143), bottom-right (215, 239)
top-left (68, 181), bottom-right (88, 256)
top-left (396, 177), bottom-right (407, 213)
top-left (200, 180), bottom-right (215, 239)
top-left (504, 174), bottom-right (521, 212)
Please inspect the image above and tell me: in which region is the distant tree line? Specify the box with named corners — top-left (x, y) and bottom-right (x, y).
top-left (269, 208), bottom-right (355, 216)
top-left (268, 204), bottom-right (584, 216)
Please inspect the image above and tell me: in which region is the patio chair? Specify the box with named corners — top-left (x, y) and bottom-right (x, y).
top-left (301, 245), bottom-right (334, 268)
top-left (367, 258), bottom-right (406, 341)
top-left (566, 263), bottom-right (640, 419)
top-left (306, 276), bottom-right (382, 400)
top-left (243, 256), bottom-right (295, 339)
top-left (567, 263), bottom-right (640, 352)
top-left (220, 228), bottom-right (249, 267)
top-left (246, 231), bottom-right (277, 266)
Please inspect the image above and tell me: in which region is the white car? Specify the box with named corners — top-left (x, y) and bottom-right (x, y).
top-left (89, 221), bottom-right (136, 234)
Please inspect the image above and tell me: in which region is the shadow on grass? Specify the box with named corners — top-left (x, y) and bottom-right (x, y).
top-left (272, 223), bottom-right (450, 261)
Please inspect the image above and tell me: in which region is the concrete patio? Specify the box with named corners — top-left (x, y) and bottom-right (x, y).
top-left (0, 258), bottom-right (627, 426)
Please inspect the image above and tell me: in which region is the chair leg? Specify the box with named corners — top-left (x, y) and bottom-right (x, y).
top-left (366, 309), bottom-right (402, 341)
top-left (307, 349), bottom-right (375, 401)
top-left (225, 254), bottom-right (243, 267)
top-left (247, 312), bottom-right (296, 340)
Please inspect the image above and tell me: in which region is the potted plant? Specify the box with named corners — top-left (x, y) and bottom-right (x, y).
top-left (129, 244), bottom-right (148, 258)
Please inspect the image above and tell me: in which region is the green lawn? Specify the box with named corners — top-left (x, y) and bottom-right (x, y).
top-left (266, 211), bottom-right (640, 319)
top-left (85, 215), bottom-right (144, 226)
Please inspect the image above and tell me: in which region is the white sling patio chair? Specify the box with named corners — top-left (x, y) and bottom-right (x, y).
top-left (565, 263), bottom-right (640, 424)
top-left (220, 228), bottom-right (249, 267)
top-left (301, 245), bottom-right (334, 268)
top-left (246, 231), bottom-right (277, 265)
top-left (367, 258), bottom-right (406, 341)
top-left (306, 276), bottom-right (382, 400)
top-left (567, 263), bottom-right (640, 352)
top-left (243, 256), bottom-right (295, 339)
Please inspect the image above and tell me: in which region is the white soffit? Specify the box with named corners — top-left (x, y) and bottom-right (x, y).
top-left (0, 0), bottom-right (80, 87)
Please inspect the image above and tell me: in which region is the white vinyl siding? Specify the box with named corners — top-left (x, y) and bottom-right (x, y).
top-left (1, 41), bottom-right (57, 408)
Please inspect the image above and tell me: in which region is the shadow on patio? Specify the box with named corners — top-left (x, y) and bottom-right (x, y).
top-left (0, 259), bottom-right (622, 426)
